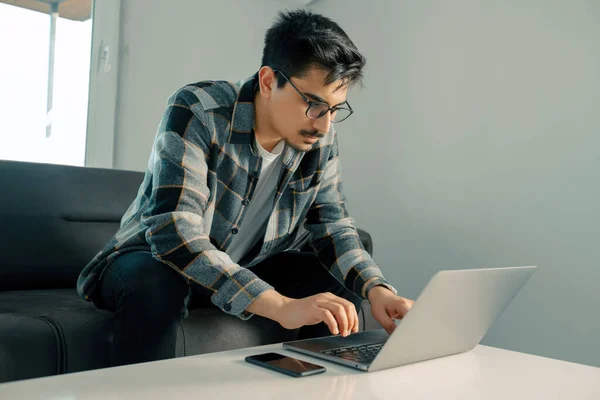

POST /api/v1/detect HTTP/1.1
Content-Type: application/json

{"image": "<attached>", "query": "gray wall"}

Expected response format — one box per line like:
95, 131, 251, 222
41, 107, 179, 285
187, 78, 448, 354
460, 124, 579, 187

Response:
112, 0, 289, 171
309, 0, 600, 366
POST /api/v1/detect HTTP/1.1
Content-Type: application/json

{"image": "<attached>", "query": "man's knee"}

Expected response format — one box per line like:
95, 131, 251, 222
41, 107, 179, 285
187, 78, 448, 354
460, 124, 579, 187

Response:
100, 252, 190, 318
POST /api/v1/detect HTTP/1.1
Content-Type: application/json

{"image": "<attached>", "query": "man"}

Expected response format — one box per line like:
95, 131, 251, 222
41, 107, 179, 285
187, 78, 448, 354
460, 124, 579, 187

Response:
77, 9, 414, 367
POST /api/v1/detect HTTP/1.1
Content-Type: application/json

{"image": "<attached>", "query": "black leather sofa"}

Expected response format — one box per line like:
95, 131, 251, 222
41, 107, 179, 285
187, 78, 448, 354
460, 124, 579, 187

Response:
0, 160, 378, 384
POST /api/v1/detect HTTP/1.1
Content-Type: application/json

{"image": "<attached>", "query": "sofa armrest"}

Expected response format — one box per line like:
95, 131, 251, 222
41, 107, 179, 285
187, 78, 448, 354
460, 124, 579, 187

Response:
360, 302, 380, 331
356, 228, 373, 256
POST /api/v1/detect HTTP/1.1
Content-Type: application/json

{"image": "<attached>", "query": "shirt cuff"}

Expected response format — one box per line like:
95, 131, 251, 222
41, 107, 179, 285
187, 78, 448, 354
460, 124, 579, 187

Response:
210, 268, 274, 320
363, 277, 398, 300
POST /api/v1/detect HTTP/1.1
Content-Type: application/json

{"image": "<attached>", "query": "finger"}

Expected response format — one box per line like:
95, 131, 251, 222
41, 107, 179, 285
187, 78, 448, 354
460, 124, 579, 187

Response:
330, 302, 350, 336
319, 308, 339, 335
317, 293, 347, 334
390, 298, 412, 320
325, 294, 358, 335
352, 304, 360, 333
346, 301, 359, 334
320, 302, 349, 336
340, 301, 357, 334
340, 301, 356, 335
345, 302, 358, 333
373, 305, 396, 335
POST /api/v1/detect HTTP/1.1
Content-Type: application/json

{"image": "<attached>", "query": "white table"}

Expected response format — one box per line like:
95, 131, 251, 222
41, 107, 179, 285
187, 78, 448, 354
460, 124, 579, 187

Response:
1, 343, 599, 399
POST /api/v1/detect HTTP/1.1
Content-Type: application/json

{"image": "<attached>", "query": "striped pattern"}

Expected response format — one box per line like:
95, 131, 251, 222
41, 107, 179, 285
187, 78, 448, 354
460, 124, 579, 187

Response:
77, 73, 394, 319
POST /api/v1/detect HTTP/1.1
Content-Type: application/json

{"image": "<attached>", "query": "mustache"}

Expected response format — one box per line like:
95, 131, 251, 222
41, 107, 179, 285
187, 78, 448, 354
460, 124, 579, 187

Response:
299, 130, 326, 139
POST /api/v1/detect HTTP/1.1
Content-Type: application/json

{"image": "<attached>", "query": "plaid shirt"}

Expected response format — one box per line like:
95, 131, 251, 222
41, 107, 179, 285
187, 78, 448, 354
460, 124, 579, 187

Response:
77, 73, 395, 319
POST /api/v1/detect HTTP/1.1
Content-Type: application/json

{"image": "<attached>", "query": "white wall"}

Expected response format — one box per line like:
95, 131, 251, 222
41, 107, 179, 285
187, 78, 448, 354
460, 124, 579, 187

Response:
309, 0, 600, 367
111, 0, 291, 171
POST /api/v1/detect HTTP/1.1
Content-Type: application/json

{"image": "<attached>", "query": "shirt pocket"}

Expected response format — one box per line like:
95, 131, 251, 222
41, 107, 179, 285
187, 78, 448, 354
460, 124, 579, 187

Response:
285, 180, 319, 233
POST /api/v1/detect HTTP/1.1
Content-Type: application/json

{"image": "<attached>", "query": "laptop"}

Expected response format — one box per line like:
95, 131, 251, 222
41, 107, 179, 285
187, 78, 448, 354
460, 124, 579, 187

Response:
283, 265, 537, 372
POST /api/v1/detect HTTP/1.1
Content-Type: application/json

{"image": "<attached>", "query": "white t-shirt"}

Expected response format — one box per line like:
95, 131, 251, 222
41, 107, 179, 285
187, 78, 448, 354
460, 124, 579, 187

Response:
227, 138, 285, 264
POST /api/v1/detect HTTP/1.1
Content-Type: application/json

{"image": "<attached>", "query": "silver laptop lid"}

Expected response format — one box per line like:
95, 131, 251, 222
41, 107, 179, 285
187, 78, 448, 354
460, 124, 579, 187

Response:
369, 266, 537, 371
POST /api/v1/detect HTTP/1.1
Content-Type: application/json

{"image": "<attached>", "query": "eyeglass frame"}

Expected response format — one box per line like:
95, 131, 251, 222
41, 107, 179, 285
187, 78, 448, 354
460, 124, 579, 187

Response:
271, 69, 354, 123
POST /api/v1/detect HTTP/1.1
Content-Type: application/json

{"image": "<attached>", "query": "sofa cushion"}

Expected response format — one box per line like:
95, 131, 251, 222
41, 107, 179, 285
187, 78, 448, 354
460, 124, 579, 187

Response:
0, 289, 112, 375
0, 314, 60, 383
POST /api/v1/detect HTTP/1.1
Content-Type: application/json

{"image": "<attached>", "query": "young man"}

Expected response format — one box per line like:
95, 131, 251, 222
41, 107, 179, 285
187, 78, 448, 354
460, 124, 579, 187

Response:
77, 10, 414, 367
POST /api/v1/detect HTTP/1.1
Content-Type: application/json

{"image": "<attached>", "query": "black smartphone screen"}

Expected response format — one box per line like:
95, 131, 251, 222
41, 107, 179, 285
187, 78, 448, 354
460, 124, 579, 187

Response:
245, 352, 326, 377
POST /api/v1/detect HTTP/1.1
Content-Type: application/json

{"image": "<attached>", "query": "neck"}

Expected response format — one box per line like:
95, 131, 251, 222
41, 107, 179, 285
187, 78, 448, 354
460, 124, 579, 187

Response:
253, 92, 282, 153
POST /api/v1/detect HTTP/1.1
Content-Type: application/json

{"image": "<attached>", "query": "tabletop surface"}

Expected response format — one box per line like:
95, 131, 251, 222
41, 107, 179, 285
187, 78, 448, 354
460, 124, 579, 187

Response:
1, 342, 599, 400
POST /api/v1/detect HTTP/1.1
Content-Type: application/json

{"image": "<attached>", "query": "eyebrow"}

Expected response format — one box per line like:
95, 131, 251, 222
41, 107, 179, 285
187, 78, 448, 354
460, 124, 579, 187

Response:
304, 92, 347, 108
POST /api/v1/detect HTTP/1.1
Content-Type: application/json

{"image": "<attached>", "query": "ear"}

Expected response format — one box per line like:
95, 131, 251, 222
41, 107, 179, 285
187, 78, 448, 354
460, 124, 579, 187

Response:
258, 66, 277, 99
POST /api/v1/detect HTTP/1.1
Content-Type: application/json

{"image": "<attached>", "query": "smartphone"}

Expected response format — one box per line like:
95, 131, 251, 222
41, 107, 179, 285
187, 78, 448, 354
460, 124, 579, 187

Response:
245, 352, 326, 378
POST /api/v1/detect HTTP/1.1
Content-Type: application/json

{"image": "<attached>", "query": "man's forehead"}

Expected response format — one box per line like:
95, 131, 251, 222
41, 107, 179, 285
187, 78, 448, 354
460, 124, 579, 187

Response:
294, 68, 349, 104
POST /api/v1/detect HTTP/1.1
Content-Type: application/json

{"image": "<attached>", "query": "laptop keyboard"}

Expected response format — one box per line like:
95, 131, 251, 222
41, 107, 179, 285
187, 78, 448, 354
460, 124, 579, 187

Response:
321, 343, 384, 364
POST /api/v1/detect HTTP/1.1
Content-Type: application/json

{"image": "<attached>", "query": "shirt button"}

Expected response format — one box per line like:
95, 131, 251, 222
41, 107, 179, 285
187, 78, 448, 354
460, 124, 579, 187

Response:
232, 228, 239, 234
242, 198, 250, 206
224, 303, 232, 311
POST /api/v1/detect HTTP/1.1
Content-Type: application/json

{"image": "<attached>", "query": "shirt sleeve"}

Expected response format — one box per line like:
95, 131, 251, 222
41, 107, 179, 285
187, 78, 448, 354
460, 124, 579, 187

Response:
141, 87, 272, 319
304, 132, 397, 299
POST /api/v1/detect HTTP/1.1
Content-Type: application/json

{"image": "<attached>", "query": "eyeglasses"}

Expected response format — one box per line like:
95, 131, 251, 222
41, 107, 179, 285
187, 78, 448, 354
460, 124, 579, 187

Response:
272, 69, 354, 123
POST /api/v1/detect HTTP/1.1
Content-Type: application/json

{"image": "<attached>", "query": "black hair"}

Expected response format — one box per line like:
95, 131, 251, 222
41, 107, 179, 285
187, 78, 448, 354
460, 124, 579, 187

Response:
261, 9, 366, 90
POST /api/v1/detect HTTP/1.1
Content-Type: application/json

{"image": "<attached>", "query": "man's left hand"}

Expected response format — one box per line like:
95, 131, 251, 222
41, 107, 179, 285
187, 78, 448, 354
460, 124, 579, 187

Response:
368, 286, 414, 334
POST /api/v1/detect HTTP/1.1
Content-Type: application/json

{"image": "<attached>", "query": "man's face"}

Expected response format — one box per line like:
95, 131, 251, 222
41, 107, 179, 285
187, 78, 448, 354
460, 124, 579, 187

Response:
262, 67, 349, 152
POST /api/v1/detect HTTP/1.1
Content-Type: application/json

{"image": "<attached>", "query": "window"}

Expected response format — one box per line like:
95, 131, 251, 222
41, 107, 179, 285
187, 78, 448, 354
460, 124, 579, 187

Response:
0, 0, 93, 166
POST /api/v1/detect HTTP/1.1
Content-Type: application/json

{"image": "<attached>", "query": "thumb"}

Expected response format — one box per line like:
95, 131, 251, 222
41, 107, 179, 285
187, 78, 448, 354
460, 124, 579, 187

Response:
392, 299, 412, 320
372, 305, 396, 335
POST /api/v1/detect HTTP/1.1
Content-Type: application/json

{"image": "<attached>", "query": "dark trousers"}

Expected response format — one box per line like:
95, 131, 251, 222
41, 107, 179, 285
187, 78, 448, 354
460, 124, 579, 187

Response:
93, 250, 362, 367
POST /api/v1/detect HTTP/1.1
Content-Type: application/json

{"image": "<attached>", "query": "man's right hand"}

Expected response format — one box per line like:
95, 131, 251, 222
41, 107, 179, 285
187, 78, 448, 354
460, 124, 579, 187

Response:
247, 290, 359, 337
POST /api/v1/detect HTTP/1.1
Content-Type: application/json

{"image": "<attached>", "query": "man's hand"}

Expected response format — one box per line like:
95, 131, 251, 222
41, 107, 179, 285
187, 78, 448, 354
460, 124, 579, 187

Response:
247, 290, 359, 337
278, 292, 360, 337
368, 286, 414, 335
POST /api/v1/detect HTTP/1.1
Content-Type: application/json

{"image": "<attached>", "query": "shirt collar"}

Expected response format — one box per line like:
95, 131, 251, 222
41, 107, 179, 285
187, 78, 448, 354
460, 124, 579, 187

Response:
228, 72, 259, 145
228, 72, 304, 168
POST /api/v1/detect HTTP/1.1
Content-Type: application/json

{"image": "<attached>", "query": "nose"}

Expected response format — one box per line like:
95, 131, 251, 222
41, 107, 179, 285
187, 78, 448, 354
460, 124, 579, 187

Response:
312, 111, 332, 136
